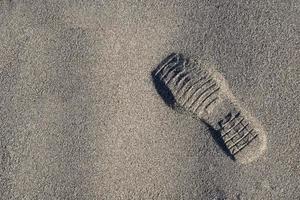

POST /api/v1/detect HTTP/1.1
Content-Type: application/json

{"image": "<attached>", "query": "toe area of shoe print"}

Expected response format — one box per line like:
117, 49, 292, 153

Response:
152, 53, 267, 164
153, 53, 222, 117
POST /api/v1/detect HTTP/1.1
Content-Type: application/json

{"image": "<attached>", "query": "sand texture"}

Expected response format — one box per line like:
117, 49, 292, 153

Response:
0, 0, 299, 199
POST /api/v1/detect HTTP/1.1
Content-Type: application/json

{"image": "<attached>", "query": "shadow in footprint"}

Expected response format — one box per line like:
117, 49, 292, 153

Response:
151, 72, 176, 108
201, 120, 235, 161
151, 53, 179, 108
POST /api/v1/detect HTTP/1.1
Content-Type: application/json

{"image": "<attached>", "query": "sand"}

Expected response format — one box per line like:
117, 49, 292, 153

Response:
0, 0, 299, 199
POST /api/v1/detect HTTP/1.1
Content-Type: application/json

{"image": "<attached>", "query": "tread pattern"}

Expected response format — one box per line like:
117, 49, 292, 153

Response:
154, 53, 220, 114
218, 112, 258, 156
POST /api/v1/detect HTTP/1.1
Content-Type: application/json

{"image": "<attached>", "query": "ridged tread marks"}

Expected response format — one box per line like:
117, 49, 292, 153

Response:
218, 112, 258, 156
155, 53, 220, 113
154, 53, 184, 80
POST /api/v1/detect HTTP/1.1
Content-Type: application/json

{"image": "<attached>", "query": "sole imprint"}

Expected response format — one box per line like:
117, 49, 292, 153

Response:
152, 53, 267, 164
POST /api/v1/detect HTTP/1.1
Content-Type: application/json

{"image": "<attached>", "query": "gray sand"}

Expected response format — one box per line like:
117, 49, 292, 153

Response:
0, 0, 299, 199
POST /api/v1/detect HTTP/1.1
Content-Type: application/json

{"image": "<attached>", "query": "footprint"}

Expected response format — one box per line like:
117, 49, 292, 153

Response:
152, 53, 267, 164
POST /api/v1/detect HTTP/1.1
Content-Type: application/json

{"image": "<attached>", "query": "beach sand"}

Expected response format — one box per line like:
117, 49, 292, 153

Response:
0, 0, 299, 199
